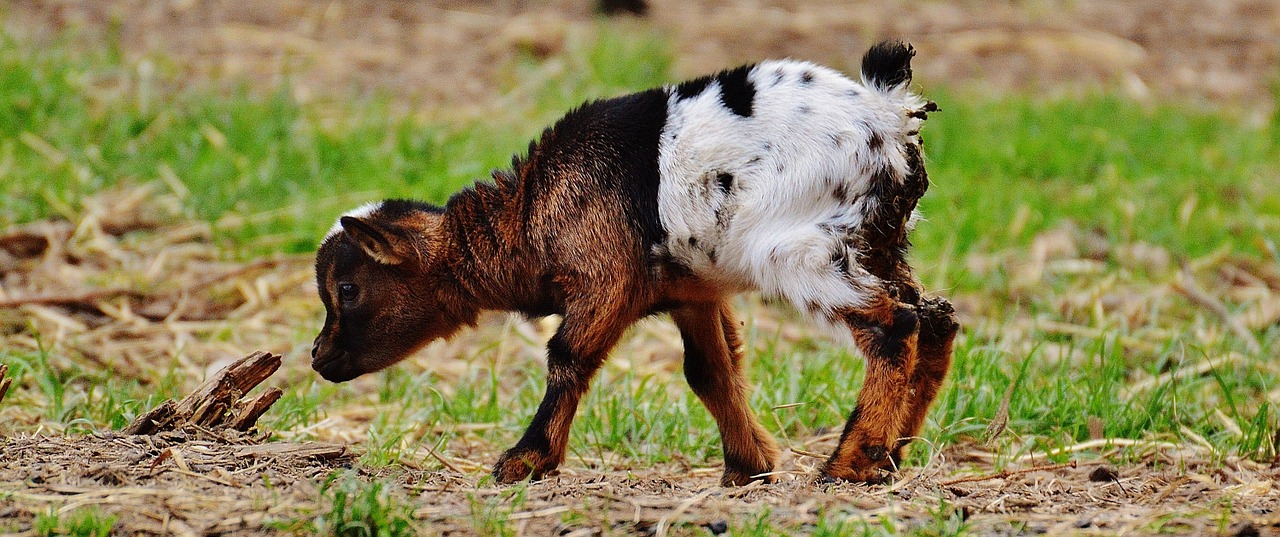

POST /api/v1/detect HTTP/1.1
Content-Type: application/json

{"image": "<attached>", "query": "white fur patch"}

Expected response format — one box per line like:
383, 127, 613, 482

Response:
324, 201, 382, 242
656, 59, 928, 318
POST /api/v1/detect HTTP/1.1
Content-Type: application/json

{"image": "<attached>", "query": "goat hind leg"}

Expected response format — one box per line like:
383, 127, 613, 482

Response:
891, 294, 958, 465
822, 294, 920, 483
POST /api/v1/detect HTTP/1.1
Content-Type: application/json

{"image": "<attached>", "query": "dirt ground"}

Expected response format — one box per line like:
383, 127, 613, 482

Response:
2, 1, 1280, 534
3, 429, 1278, 535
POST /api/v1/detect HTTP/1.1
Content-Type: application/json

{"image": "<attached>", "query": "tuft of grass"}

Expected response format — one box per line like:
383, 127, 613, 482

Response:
32, 508, 117, 537
290, 472, 419, 537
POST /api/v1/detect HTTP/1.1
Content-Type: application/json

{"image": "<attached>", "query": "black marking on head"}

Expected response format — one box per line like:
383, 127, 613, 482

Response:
800, 71, 814, 85
688, 237, 699, 249
716, 172, 734, 192
861, 40, 915, 91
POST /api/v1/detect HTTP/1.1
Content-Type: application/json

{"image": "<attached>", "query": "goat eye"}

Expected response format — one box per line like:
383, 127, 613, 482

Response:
338, 283, 360, 303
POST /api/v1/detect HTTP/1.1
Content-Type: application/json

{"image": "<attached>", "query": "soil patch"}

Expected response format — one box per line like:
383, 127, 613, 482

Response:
2, 432, 1277, 534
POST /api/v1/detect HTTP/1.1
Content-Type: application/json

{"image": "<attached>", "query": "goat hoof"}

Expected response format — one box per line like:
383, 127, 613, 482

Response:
820, 464, 894, 485
721, 467, 775, 487
492, 448, 554, 484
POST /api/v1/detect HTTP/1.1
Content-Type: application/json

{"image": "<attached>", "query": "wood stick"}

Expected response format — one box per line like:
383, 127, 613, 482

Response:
122, 351, 282, 434
228, 387, 283, 431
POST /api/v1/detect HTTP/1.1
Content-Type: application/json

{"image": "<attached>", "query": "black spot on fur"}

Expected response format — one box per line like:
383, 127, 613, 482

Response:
746, 155, 763, 165
867, 131, 884, 151
774, 68, 786, 85
798, 104, 811, 114
861, 40, 915, 91
762, 141, 773, 151
675, 65, 756, 118
716, 65, 756, 117
716, 172, 734, 192
829, 132, 844, 147
706, 248, 717, 263
800, 71, 814, 84
674, 76, 711, 100
830, 247, 848, 273
846, 306, 918, 364
688, 237, 699, 248
832, 182, 851, 204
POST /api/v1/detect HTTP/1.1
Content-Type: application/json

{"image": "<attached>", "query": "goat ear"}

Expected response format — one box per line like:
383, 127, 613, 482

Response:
340, 216, 411, 265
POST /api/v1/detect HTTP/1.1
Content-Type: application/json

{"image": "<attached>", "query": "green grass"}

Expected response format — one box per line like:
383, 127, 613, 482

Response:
1, 23, 1278, 536
32, 507, 117, 537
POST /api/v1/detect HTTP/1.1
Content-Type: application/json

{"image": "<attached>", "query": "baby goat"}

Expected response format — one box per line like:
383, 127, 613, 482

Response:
312, 41, 958, 486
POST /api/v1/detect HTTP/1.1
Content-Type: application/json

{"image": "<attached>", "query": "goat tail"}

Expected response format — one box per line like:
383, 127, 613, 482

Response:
861, 40, 915, 93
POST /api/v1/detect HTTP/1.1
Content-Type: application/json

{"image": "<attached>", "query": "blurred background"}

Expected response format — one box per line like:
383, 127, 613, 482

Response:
7, 0, 1278, 112
1, 2, 1279, 533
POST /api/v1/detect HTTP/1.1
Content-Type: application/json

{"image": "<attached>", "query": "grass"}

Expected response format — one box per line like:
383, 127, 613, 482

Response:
1, 22, 1278, 535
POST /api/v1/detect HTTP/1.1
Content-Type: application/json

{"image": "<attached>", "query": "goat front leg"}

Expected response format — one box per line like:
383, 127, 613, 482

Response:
892, 294, 958, 465
492, 310, 628, 484
672, 301, 780, 486
823, 293, 920, 483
